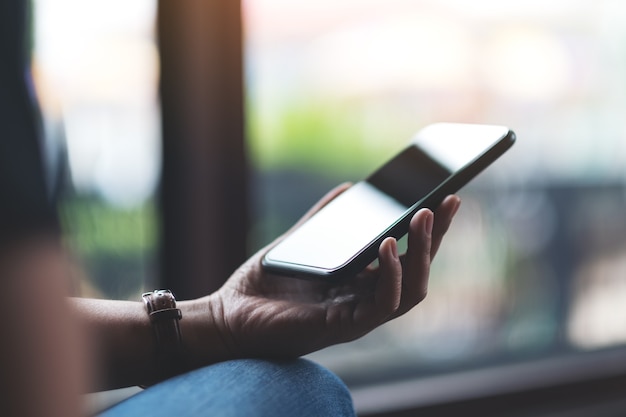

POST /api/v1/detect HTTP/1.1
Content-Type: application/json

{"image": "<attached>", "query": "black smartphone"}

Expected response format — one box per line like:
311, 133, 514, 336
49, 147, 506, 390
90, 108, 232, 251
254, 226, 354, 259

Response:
262, 123, 516, 280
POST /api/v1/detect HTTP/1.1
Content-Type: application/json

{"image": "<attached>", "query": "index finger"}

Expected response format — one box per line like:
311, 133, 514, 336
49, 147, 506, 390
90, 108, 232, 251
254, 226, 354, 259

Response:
430, 195, 461, 259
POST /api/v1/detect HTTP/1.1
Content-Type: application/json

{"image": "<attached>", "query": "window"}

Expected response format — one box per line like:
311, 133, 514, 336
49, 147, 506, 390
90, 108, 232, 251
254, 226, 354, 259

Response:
244, 0, 626, 412
32, 0, 626, 413
33, 0, 160, 299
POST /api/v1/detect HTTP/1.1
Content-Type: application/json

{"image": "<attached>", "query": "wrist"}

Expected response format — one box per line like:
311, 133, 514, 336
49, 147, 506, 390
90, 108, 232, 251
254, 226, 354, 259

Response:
178, 294, 233, 368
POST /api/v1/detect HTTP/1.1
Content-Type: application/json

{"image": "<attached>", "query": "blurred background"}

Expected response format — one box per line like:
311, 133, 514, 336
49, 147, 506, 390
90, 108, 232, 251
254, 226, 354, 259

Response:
31, 0, 626, 414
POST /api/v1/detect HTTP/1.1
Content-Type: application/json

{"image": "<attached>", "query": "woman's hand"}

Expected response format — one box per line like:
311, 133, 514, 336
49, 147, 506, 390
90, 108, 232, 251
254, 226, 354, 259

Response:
187, 184, 461, 361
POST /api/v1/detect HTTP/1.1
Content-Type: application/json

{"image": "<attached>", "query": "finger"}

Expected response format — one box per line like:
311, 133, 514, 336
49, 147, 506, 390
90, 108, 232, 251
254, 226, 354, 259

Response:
351, 237, 402, 329
374, 237, 402, 317
430, 195, 461, 259
395, 208, 433, 316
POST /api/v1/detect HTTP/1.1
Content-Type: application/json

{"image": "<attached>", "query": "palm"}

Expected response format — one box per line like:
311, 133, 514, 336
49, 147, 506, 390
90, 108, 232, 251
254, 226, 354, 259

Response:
217, 255, 381, 358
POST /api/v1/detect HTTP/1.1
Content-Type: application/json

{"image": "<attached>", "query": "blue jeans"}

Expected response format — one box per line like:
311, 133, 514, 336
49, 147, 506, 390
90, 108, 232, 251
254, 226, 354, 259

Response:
98, 359, 356, 417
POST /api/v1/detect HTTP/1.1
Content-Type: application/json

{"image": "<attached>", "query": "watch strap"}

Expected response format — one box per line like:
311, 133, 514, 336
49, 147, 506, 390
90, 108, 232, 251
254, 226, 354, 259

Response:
142, 290, 185, 382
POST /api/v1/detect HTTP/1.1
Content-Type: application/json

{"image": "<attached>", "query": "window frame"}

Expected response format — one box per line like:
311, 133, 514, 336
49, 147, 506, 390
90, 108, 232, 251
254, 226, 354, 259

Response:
158, 0, 248, 299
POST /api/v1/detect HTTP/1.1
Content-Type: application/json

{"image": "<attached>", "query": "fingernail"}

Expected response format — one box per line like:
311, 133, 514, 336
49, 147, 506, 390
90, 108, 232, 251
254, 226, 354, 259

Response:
424, 211, 434, 237
390, 238, 399, 259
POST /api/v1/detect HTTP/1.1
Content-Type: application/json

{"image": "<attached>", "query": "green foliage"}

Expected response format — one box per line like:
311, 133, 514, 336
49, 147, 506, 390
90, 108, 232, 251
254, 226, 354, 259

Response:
60, 198, 158, 257
247, 97, 411, 177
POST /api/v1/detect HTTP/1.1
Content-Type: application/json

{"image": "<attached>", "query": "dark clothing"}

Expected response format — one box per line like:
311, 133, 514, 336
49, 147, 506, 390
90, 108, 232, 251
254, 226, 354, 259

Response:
0, 0, 58, 244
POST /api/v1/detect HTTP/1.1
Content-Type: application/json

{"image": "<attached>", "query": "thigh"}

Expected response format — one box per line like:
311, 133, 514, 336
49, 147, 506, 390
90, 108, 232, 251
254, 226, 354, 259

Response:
97, 358, 355, 417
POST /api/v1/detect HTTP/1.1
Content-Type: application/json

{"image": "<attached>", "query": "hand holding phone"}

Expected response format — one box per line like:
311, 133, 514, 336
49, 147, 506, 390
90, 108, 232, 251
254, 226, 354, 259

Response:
263, 123, 515, 280
202, 188, 460, 361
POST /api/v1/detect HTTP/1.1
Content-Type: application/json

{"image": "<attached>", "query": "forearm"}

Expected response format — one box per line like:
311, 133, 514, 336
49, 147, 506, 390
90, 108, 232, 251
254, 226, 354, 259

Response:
71, 298, 153, 390
71, 295, 231, 390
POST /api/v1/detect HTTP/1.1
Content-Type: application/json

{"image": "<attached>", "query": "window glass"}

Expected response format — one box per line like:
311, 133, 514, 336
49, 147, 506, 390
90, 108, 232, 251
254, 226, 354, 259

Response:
244, 0, 626, 384
33, 0, 160, 299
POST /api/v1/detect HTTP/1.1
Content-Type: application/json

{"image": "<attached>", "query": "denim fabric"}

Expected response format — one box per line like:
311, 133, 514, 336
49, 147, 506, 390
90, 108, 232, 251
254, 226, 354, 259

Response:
98, 358, 356, 417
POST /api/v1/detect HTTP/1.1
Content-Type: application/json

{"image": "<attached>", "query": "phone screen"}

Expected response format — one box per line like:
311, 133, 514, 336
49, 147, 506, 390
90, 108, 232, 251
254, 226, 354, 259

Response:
263, 123, 513, 277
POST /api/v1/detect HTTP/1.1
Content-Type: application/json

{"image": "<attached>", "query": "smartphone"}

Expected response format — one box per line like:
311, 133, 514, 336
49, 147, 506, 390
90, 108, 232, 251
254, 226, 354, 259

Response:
262, 123, 515, 280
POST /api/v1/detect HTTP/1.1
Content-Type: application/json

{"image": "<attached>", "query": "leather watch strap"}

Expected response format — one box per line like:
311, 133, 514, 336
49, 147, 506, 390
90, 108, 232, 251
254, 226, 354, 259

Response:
142, 290, 185, 381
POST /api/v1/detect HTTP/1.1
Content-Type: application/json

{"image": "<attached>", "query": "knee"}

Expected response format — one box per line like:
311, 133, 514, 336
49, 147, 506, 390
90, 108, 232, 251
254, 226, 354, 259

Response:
105, 358, 355, 417
274, 358, 351, 396
239, 358, 349, 392
230, 358, 356, 417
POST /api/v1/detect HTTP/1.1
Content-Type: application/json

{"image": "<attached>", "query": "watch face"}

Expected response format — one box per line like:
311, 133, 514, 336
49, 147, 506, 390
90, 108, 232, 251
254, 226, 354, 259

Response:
143, 289, 177, 312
